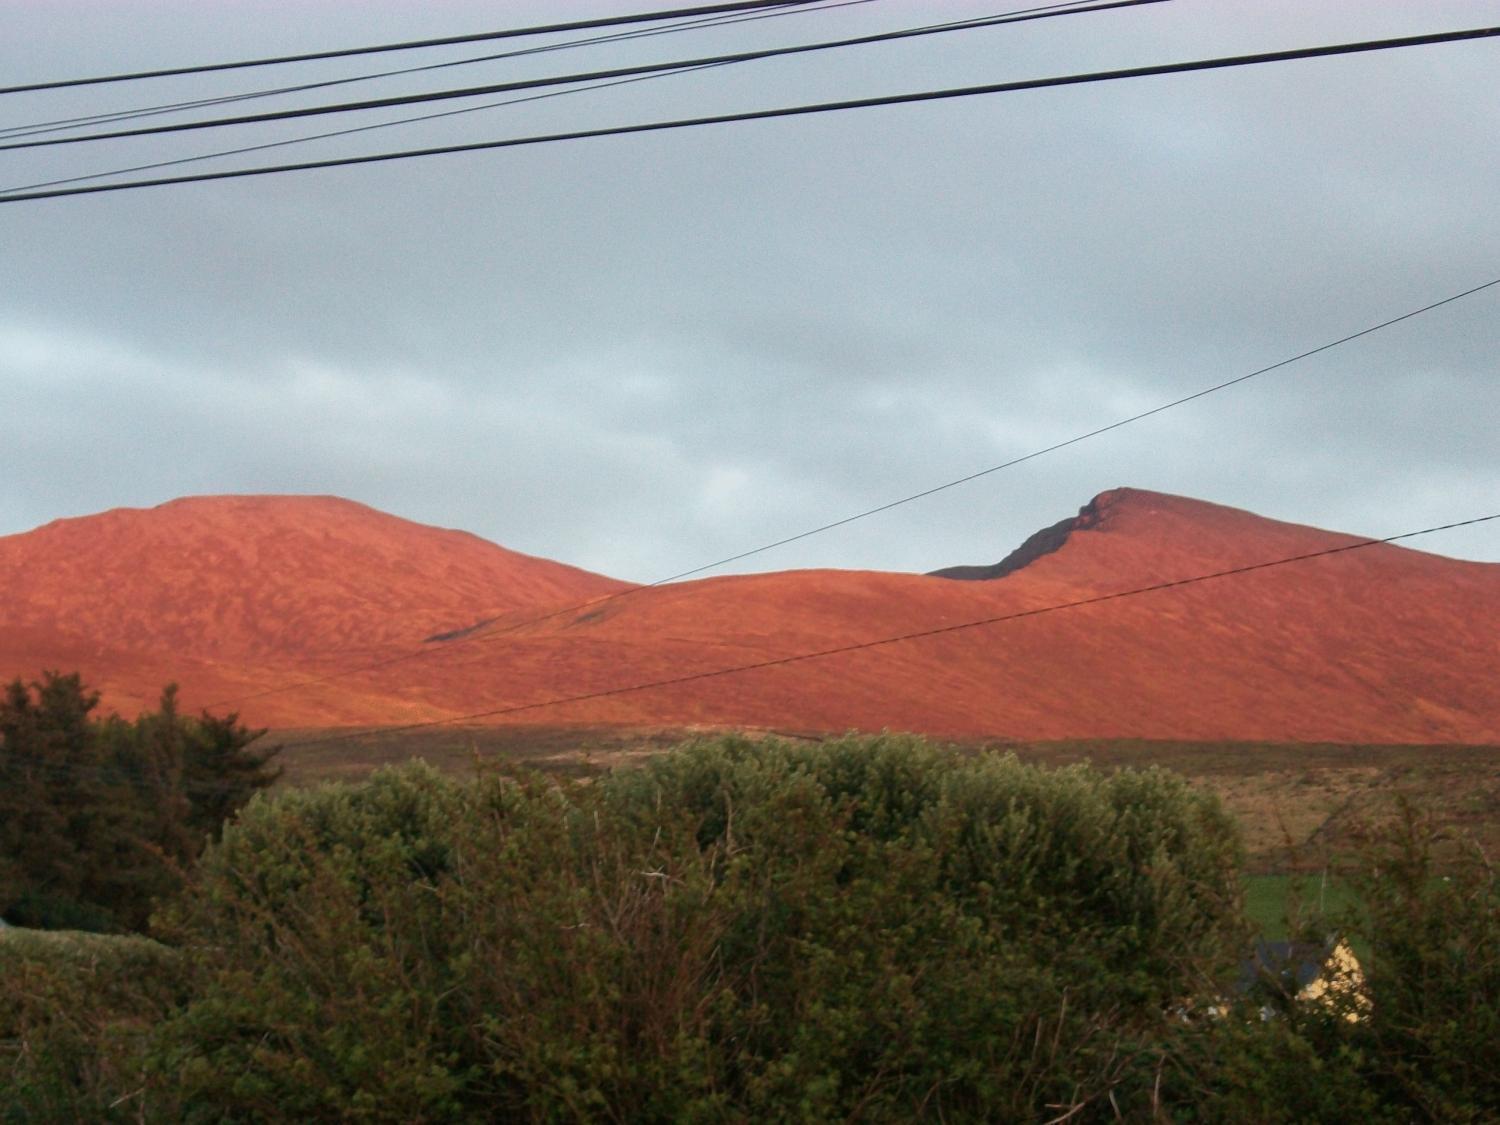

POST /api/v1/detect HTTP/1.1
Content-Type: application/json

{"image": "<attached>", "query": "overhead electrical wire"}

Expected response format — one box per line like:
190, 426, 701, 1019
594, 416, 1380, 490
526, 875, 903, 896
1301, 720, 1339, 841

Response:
0, 0, 824, 95
2, 62, 739, 197
0, 0, 883, 142
275, 511, 1500, 751
200, 274, 1500, 711
0, 0, 1169, 152
3, 24, 1495, 204
3, 0, 894, 196
0, 0, 1134, 197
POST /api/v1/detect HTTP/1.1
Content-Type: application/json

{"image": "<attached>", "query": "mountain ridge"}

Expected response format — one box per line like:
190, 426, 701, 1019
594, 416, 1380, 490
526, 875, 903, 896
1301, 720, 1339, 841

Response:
0, 493, 630, 662
928, 491, 1109, 581
2, 489, 1496, 743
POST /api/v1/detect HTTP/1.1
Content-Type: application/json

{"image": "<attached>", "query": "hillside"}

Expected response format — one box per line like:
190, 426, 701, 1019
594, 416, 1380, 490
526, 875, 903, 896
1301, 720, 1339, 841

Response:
2, 489, 1496, 741
0, 495, 630, 719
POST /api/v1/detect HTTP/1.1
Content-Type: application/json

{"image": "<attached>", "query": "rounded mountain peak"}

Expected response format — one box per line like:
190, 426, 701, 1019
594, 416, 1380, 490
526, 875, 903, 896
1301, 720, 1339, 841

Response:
0, 494, 629, 662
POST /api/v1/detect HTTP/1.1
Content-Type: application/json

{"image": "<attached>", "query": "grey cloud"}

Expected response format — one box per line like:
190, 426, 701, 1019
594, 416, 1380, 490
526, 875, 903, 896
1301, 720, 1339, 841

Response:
2, 0, 1496, 580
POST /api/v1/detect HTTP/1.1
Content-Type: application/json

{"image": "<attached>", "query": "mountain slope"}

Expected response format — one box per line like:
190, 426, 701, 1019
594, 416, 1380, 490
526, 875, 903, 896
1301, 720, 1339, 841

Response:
0, 494, 629, 665
3, 490, 1496, 742
374, 489, 1500, 742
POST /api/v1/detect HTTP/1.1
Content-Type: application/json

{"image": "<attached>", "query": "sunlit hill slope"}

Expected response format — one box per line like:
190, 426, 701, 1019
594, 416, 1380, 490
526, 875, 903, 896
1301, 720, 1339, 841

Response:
2, 489, 1496, 742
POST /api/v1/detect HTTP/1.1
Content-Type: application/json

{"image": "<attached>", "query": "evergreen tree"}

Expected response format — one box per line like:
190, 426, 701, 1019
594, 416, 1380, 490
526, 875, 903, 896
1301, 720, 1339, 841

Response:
180, 698, 282, 841
0, 672, 281, 931
0, 673, 107, 928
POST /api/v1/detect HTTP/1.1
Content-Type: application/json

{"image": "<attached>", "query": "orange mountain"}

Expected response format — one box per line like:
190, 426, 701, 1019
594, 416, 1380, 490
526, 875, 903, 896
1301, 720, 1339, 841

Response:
0, 495, 629, 719
2, 489, 1496, 742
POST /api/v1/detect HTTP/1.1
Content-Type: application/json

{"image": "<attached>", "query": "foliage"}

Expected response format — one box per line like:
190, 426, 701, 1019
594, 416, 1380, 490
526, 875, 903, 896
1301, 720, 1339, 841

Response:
1341, 800, 1500, 1120
0, 671, 280, 932
0, 927, 182, 1123
1153, 799, 1500, 1123
147, 734, 1246, 1121
9, 732, 1497, 1121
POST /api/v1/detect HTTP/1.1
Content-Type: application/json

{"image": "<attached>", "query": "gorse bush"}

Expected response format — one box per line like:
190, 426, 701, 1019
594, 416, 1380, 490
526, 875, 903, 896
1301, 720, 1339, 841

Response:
147, 734, 1246, 1121
1343, 801, 1500, 1120
1152, 800, 1500, 1125
0, 928, 182, 1124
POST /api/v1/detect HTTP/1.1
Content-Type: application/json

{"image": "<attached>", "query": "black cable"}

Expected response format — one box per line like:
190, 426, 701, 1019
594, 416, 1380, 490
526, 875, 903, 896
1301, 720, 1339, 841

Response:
0, 0, 822, 96
276, 511, 1500, 751
0, 0, 876, 141
0, 0, 1168, 152
0, 0, 1089, 196
0, 0, 1086, 196
2, 1, 884, 195
199, 275, 1500, 711
653, 277, 1500, 580
2, 60, 739, 197
4, 24, 1494, 204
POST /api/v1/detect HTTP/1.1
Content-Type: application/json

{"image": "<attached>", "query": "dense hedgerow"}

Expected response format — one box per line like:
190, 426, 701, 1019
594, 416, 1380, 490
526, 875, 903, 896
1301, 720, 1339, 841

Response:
0, 928, 182, 1123
7, 734, 1495, 1121
1153, 800, 1500, 1124
1336, 802, 1500, 1120
142, 734, 1246, 1121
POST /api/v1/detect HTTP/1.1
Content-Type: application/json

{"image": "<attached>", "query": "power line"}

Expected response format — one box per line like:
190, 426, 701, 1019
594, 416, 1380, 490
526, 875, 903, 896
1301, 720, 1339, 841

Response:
4, 24, 1494, 204
200, 273, 1500, 711
0, 0, 822, 96
0, 50, 742, 195
655, 277, 1500, 580
0, 0, 878, 141
0, 1, 1131, 195
0, 1, 1167, 152
0, 3, 1136, 197
275, 511, 1500, 751
4, 3, 906, 196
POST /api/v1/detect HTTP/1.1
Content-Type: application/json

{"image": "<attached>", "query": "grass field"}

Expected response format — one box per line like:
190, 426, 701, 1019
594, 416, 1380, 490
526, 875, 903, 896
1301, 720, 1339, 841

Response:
1243, 873, 1363, 938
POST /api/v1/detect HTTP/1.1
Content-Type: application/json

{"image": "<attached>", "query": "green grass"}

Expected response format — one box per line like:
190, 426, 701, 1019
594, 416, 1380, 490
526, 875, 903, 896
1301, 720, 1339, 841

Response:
1243, 872, 1369, 962
1243, 873, 1362, 937
0, 924, 165, 960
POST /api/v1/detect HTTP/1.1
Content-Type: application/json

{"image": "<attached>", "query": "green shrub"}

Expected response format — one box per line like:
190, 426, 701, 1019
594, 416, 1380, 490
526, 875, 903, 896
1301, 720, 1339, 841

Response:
16, 732, 1500, 1120
607, 734, 1248, 1119
0, 672, 279, 934
1152, 798, 1500, 1123
1147, 1007, 1395, 1124
148, 734, 1247, 1121
1343, 801, 1500, 1120
149, 763, 477, 1121
0, 928, 182, 1123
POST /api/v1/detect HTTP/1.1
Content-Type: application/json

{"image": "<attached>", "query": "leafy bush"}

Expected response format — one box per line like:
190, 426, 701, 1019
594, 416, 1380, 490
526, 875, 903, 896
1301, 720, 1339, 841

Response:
11, 733, 1498, 1121
149, 734, 1246, 1121
1343, 801, 1500, 1120
0, 928, 182, 1123
1152, 798, 1500, 1123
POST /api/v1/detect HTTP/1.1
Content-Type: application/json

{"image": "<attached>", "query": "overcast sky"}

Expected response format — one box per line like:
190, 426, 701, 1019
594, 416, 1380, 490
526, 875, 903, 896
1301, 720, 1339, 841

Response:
3, 0, 1497, 582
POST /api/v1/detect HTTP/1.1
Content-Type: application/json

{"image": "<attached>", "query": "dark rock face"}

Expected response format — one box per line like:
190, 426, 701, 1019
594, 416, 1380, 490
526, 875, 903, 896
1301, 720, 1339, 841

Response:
928, 496, 1105, 581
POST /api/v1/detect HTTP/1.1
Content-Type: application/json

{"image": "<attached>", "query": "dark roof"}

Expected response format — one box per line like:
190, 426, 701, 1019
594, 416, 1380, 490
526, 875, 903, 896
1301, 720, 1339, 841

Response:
1236, 939, 1335, 996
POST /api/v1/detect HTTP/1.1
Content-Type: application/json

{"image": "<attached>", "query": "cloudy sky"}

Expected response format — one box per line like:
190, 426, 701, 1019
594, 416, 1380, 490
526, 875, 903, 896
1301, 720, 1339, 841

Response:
3, 0, 1497, 582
